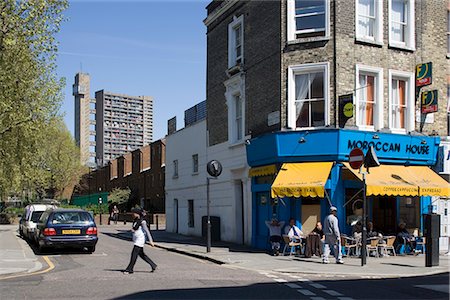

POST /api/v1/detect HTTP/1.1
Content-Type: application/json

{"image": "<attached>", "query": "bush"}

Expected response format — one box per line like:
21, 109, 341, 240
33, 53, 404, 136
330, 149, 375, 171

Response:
4, 207, 24, 217
85, 203, 109, 216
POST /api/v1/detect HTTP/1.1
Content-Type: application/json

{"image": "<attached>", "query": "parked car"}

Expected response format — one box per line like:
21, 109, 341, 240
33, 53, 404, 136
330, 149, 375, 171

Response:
19, 204, 55, 241
35, 208, 98, 253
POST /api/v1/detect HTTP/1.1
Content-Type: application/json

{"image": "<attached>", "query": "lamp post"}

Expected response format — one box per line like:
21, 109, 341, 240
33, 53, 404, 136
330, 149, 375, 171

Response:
98, 187, 103, 225
206, 160, 222, 253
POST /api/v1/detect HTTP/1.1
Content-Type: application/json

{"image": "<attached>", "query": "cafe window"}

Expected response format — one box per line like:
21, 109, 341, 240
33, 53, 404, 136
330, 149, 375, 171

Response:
287, 0, 330, 41
398, 197, 420, 232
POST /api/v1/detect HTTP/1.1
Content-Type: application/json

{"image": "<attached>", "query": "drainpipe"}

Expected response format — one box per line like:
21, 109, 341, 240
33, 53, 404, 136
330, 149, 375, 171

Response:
333, 0, 338, 128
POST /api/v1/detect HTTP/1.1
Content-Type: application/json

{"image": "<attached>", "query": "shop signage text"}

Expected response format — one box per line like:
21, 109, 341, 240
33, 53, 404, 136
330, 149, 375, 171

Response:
348, 140, 430, 155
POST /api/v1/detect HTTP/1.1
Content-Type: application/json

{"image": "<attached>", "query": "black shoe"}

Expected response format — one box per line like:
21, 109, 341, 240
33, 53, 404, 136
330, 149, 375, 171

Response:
151, 266, 157, 273
123, 270, 134, 274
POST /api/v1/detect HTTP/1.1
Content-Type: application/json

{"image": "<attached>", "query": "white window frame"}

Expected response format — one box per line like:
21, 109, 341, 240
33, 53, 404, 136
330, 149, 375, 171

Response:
355, 0, 383, 44
224, 74, 246, 145
287, 62, 330, 130
447, 10, 450, 56
173, 159, 178, 178
388, 0, 415, 50
287, 0, 330, 41
388, 70, 415, 133
355, 65, 384, 131
192, 154, 199, 175
228, 15, 244, 69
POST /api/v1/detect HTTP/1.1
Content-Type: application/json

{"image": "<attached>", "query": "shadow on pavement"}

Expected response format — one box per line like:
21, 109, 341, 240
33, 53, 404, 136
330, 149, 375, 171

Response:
18, 234, 94, 256
111, 273, 450, 300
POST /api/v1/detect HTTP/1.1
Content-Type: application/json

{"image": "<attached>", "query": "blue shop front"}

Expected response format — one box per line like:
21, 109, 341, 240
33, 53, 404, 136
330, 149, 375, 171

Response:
246, 129, 449, 250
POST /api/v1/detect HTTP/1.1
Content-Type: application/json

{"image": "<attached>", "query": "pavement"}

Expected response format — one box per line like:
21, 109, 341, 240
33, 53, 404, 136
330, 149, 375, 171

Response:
0, 225, 42, 276
1, 223, 449, 280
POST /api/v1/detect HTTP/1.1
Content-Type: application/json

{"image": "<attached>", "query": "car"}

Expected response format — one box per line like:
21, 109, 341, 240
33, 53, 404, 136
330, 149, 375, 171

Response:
19, 204, 55, 241
35, 208, 98, 253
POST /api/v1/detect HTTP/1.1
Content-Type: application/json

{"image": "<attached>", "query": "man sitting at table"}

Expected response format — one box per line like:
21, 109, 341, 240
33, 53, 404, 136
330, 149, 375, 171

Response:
312, 222, 325, 240
285, 218, 304, 242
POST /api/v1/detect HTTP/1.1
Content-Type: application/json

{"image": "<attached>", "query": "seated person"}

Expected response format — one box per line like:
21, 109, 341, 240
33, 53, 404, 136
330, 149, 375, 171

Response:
396, 222, 415, 252
285, 218, 303, 242
311, 221, 324, 240
265, 218, 285, 256
367, 222, 380, 239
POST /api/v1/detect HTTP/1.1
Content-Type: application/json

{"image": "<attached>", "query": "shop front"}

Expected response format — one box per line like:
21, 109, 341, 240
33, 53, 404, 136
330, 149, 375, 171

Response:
246, 129, 449, 250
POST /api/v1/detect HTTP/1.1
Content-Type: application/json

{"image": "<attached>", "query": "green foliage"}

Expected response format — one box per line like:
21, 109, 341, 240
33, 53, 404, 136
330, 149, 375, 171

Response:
108, 187, 131, 205
3, 206, 23, 217
85, 203, 109, 216
0, 1, 73, 200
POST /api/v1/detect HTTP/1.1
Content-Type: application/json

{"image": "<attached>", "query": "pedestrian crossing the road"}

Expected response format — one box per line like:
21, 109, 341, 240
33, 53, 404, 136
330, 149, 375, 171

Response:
259, 271, 354, 300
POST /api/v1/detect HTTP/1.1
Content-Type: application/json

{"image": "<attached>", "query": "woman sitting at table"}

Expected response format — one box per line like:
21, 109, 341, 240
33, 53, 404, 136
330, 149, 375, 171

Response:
395, 222, 415, 253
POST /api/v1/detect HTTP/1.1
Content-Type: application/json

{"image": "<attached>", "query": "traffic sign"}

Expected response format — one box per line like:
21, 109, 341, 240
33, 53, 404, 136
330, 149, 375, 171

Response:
349, 148, 364, 170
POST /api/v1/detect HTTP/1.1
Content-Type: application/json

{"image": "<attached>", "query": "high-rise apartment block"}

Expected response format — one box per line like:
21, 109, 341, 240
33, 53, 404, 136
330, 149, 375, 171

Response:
95, 90, 153, 164
73, 73, 153, 166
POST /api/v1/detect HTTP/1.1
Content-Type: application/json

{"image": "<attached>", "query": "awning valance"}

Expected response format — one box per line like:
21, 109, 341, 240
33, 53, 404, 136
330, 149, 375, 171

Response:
271, 162, 333, 198
343, 163, 450, 197
248, 164, 277, 177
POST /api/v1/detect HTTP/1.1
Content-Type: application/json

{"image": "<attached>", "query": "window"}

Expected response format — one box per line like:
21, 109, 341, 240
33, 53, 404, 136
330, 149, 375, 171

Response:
356, 0, 383, 43
288, 63, 329, 129
224, 75, 245, 144
188, 200, 194, 228
228, 15, 244, 68
234, 95, 244, 141
389, 0, 415, 49
173, 160, 178, 178
388, 70, 415, 132
192, 154, 199, 174
287, 0, 329, 41
447, 11, 450, 55
355, 65, 383, 130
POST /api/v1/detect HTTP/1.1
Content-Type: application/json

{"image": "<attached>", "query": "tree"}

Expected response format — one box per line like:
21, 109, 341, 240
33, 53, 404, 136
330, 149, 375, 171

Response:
0, 0, 68, 199
108, 188, 131, 205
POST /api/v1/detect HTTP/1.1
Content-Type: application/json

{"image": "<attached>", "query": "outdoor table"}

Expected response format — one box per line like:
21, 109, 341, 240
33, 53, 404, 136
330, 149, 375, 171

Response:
304, 233, 323, 258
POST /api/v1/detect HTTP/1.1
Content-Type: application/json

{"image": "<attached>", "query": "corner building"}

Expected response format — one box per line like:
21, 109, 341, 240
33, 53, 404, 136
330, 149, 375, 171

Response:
205, 0, 449, 250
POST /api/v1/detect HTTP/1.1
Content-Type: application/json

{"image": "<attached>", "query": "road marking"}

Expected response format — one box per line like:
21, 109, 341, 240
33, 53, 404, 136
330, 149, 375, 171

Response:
323, 290, 343, 296
0, 256, 54, 281
309, 283, 327, 289
274, 278, 287, 283
414, 285, 450, 294
297, 289, 316, 296
337, 297, 355, 300
310, 297, 326, 300
285, 283, 301, 289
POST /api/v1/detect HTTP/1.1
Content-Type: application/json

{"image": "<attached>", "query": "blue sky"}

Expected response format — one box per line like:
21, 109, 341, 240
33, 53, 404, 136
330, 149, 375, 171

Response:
56, 0, 208, 140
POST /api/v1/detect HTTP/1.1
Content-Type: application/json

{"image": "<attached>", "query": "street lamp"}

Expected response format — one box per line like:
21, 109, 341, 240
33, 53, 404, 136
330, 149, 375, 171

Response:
98, 187, 103, 225
206, 160, 223, 253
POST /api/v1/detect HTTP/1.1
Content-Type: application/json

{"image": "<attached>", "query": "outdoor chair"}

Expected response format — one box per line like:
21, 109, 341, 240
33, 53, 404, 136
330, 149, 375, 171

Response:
415, 237, 426, 254
282, 235, 302, 256
366, 238, 379, 258
341, 236, 358, 257
379, 236, 396, 256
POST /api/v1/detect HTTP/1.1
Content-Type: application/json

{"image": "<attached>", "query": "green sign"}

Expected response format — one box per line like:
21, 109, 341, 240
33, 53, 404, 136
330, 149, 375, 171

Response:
421, 90, 438, 114
416, 62, 432, 87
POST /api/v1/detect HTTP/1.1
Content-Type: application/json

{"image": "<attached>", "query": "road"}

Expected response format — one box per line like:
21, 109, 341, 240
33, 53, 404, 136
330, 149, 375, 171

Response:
0, 226, 448, 300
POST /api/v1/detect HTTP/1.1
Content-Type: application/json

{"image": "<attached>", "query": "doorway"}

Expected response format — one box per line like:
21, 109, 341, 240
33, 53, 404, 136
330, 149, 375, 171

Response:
234, 180, 245, 245
301, 202, 321, 234
174, 199, 179, 233
372, 197, 397, 235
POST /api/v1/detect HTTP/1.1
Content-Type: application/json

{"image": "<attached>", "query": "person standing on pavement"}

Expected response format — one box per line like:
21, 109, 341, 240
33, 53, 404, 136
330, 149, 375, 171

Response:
123, 208, 157, 274
112, 205, 119, 225
322, 206, 344, 264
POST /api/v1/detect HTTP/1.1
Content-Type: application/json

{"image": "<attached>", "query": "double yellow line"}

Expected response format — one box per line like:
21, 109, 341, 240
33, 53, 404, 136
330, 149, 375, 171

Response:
0, 256, 55, 281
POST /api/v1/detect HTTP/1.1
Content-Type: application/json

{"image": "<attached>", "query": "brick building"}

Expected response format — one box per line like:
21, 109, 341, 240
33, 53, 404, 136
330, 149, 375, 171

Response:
203, 0, 449, 249
73, 139, 165, 213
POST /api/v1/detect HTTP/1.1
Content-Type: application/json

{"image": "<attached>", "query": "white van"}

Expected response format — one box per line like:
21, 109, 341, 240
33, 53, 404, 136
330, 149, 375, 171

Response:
19, 204, 56, 241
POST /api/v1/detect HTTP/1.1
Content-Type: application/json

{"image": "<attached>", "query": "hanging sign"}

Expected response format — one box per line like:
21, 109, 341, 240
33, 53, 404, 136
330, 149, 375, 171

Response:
421, 90, 438, 114
338, 94, 354, 128
416, 62, 432, 87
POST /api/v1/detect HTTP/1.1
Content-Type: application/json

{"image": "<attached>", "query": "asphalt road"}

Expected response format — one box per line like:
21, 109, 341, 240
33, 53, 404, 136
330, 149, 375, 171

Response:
0, 227, 448, 300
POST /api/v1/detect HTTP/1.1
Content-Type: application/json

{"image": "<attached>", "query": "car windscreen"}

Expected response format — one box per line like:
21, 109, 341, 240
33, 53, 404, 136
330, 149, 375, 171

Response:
30, 211, 44, 223
51, 212, 91, 224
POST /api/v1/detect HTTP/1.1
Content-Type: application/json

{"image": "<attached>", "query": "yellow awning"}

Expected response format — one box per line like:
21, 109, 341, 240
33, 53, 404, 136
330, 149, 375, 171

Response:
271, 162, 333, 198
407, 166, 450, 197
343, 163, 450, 197
248, 164, 277, 177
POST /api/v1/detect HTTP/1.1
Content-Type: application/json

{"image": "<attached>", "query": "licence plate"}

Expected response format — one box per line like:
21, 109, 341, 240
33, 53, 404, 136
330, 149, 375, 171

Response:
62, 229, 81, 235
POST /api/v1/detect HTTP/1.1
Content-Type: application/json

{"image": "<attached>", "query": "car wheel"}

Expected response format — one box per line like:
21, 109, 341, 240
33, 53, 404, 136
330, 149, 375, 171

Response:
38, 244, 46, 254
87, 246, 96, 253
19, 228, 23, 237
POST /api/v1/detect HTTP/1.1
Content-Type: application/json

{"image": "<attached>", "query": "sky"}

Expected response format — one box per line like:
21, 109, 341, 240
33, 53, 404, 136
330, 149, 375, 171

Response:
56, 0, 209, 141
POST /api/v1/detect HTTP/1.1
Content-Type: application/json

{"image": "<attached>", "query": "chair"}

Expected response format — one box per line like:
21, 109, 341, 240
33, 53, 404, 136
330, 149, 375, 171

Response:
282, 235, 301, 256
341, 236, 357, 257
415, 237, 426, 254
366, 238, 379, 258
379, 236, 396, 256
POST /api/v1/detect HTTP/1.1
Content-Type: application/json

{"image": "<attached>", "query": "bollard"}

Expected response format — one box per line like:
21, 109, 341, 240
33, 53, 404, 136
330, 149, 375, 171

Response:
156, 215, 159, 230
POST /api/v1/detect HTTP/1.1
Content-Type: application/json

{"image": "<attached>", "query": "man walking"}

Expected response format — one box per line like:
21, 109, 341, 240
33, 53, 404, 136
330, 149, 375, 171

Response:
123, 208, 157, 274
323, 206, 344, 264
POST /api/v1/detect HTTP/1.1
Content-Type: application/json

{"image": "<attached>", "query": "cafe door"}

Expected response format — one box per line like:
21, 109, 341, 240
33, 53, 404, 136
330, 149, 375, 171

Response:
372, 196, 397, 234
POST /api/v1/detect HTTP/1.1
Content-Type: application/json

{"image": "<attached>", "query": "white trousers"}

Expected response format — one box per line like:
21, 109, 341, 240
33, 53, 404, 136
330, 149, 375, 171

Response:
323, 235, 342, 262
